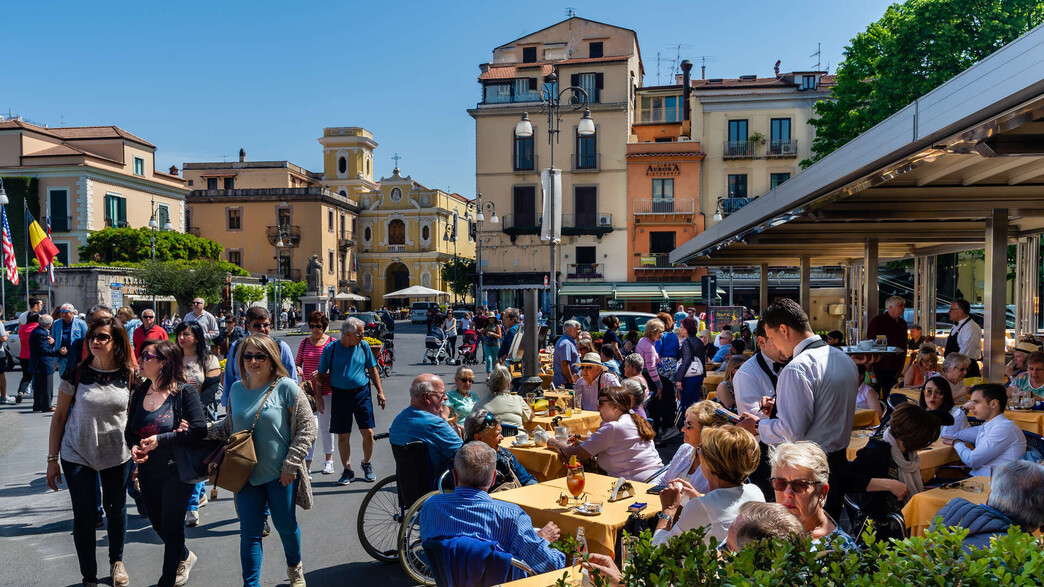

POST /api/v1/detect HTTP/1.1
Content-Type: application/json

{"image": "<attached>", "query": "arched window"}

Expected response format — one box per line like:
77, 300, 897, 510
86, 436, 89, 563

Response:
339, 190, 347, 197
389, 219, 406, 245
422, 225, 430, 240
364, 226, 372, 242
338, 157, 347, 174
366, 157, 371, 176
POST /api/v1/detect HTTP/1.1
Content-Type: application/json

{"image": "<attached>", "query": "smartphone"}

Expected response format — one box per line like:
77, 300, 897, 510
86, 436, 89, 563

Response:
646, 485, 666, 495
714, 406, 742, 424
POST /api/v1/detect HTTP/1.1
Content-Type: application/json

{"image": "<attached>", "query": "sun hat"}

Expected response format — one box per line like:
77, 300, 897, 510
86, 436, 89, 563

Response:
1015, 341, 1041, 354
577, 352, 608, 371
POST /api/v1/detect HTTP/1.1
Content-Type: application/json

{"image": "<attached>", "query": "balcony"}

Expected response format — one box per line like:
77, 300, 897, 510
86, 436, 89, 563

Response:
501, 214, 541, 242
267, 268, 302, 282
572, 153, 600, 171
265, 225, 302, 247
767, 139, 798, 157
566, 263, 604, 280
388, 245, 406, 253
105, 218, 129, 229
47, 215, 73, 232
633, 199, 695, 218
338, 230, 355, 251
718, 197, 753, 217
722, 141, 757, 158
562, 213, 613, 238
482, 83, 544, 105
634, 253, 696, 281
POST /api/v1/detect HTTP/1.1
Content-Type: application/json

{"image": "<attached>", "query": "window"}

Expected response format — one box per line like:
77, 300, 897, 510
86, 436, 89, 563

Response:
589, 42, 603, 58
575, 246, 596, 264
575, 129, 597, 169
422, 225, 430, 241
228, 250, 242, 266
339, 190, 347, 197
328, 210, 334, 231
364, 226, 372, 242
277, 251, 291, 279
640, 95, 681, 123
801, 75, 817, 90
207, 178, 218, 190
573, 72, 602, 103
187, 180, 193, 186
522, 46, 537, 63
574, 186, 597, 226
157, 204, 170, 229
338, 156, 347, 174
727, 120, 748, 142
512, 186, 537, 227
133, 157, 145, 176
340, 214, 346, 235
514, 77, 539, 102
727, 174, 748, 198
770, 173, 791, 189
227, 209, 242, 230
223, 177, 235, 190
514, 130, 535, 171
49, 189, 70, 232
770, 118, 792, 155
104, 194, 127, 228
389, 219, 406, 245
278, 208, 291, 226
483, 82, 512, 104
55, 243, 69, 266
328, 251, 334, 272
649, 232, 676, 254
652, 178, 674, 200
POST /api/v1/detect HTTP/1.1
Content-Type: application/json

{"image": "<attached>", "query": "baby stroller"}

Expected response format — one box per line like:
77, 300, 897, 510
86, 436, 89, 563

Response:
425, 327, 450, 365
458, 329, 479, 365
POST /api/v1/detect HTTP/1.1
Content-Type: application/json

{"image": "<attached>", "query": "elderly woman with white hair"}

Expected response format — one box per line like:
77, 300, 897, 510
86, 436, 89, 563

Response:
938, 352, 972, 402
473, 364, 531, 428
621, 353, 648, 416
769, 441, 857, 550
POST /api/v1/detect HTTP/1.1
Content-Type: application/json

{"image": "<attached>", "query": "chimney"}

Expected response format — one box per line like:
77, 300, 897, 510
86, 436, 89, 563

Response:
239, 148, 246, 163
168, 165, 178, 176
680, 59, 693, 122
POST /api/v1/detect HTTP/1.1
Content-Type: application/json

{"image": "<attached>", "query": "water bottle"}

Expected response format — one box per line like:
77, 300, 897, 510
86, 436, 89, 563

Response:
574, 526, 588, 566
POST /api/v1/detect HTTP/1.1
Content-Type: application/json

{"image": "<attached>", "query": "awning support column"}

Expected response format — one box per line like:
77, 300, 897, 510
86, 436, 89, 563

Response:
1014, 236, 1040, 340
759, 264, 769, 316
799, 255, 811, 315
984, 209, 1008, 381
913, 255, 937, 335
863, 238, 879, 330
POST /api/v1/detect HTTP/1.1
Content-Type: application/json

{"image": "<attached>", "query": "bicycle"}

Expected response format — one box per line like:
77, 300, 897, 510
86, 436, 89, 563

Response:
376, 337, 394, 378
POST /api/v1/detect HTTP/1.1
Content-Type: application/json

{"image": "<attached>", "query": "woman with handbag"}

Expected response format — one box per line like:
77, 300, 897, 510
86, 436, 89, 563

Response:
674, 317, 707, 420
126, 339, 206, 587
45, 317, 136, 587
206, 334, 316, 587
296, 310, 335, 476
176, 321, 221, 526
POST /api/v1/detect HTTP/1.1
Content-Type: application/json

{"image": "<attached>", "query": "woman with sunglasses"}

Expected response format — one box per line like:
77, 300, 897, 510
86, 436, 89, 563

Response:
445, 365, 479, 421
651, 400, 729, 493
919, 374, 968, 439
126, 340, 206, 587
768, 441, 857, 551
462, 409, 537, 491
175, 321, 221, 527
651, 425, 763, 546
46, 317, 136, 587
296, 311, 336, 476
206, 335, 316, 587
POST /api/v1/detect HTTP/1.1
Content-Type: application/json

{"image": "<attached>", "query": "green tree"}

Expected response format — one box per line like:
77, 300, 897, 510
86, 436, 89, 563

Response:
78, 227, 224, 264
266, 281, 307, 305
804, 0, 1044, 167
232, 284, 266, 305
137, 260, 230, 311
440, 257, 475, 301
0, 175, 41, 264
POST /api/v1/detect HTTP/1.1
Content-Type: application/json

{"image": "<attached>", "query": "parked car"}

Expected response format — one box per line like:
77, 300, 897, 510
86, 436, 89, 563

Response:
411, 301, 440, 324
350, 312, 389, 340
3, 319, 20, 371
597, 311, 657, 334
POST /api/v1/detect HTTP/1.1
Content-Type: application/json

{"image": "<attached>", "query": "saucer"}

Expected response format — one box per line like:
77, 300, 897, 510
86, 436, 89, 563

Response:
512, 441, 535, 448
574, 504, 603, 516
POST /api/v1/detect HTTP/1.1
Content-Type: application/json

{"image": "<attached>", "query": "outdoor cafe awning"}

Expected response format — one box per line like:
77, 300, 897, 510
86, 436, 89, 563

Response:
559, 283, 724, 301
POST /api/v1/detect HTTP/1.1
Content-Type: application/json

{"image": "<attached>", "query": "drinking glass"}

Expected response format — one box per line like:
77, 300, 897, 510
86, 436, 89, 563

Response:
566, 462, 586, 508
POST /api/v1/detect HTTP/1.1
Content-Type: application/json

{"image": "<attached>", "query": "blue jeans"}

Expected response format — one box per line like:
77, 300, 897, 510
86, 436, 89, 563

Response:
235, 478, 302, 587
483, 343, 500, 373
62, 459, 133, 584
187, 481, 207, 511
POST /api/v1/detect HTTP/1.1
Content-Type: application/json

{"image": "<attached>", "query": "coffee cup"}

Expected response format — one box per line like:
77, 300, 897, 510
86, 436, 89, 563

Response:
514, 431, 529, 444
858, 340, 874, 351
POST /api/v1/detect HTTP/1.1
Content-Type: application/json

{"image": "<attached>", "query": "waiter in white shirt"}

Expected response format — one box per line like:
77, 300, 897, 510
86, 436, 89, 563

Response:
942, 299, 982, 377
737, 299, 859, 520
943, 384, 1026, 476
732, 320, 787, 414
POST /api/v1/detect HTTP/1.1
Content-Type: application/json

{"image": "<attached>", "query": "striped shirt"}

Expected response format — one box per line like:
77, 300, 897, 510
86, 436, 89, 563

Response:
297, 337, 334, 395
419, 487, 566, 574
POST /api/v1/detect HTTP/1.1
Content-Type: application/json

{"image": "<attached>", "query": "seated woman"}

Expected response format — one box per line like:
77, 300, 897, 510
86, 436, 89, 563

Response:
573, 353, 621, 411
846, 403, 941, 540
473, 364, 531, 428
444, 365, 479, 422
855, 380, 882, 420
769, 441, 858, 551
902, 344, 939, 389
919, 375, 968, 439
714, 357, 746, 410
1007, 350, 1044, 402
651, 425, 764, 546
462, 409, 536, 491
938, 353, 972, 402
546, 386, 663, 482
652, 400, 729, 494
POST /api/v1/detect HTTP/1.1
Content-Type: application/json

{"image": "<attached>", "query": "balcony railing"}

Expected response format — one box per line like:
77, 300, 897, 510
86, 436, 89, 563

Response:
388, 244, 406, 253
722, 141, 757, 158
105, 218, 129, 229
635, 253, 693, 270
265, 225, 302, 247
767, 139, 798, 157
637, 106, 683, 124
338, 230, 355, 250
501, 214, 541, 241
719, 197, 753, 217
562, 213, 613, 237
633, 199, 695, 215
572, 153, 600, 171
47, 215, 73, 232
567, 263, 604, 280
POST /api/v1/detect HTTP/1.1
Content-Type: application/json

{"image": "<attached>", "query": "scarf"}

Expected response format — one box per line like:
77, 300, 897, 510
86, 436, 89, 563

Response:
884, 428, 923, 501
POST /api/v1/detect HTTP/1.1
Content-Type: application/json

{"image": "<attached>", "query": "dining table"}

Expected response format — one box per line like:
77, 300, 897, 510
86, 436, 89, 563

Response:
853, 408, 881, 428
901, 476, 990, 537
525, 410, 603, 436
500, 436, 568, 482
1004, 408, 1044, 435
846, 430, 960, 482
496, 566, 584, 587
703, 371, 725, 393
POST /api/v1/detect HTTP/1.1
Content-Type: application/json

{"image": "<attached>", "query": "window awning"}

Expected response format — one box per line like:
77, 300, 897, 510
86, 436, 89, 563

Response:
559, 283, 712, 301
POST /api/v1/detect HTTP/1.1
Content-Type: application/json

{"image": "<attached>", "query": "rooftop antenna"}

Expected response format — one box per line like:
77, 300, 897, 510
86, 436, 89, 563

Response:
656, 51, 662, 85
810, 42, 821, 70
669, 44, 696, 81
688, 55, 717, 80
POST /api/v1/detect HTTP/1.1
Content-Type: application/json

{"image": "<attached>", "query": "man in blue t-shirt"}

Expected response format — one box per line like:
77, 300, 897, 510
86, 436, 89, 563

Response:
496, 308, 520, 363
389, 373, 463, 489
318, 317, 387, 485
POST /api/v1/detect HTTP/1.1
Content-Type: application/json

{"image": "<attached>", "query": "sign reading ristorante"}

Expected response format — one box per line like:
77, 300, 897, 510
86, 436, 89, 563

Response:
645, 162, 681, 176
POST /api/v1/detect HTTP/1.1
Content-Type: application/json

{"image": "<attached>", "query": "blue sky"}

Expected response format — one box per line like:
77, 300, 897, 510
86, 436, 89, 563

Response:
6, 0, 894, 196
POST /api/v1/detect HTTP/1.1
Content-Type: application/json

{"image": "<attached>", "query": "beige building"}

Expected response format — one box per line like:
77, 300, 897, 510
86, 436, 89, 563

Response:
0, 119, 188, 265
468, 17, 642, 310
183, 152, 358, 293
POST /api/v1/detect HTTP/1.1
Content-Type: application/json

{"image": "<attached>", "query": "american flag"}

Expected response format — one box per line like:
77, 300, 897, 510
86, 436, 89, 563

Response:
1, 207, 18, 286
45, 216, 54, 283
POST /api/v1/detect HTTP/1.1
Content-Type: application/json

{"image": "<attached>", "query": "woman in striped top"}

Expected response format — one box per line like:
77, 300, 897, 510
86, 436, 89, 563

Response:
297, 311, 336, 476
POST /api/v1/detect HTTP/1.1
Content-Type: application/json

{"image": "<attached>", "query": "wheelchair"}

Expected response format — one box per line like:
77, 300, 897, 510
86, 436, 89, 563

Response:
357, 433, 450, 586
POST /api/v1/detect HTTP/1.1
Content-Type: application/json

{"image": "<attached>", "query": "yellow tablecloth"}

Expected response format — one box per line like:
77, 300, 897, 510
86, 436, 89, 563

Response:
891, 388, 921, 403
493, 473, 660, 558
1005, 409, 1044, 435
497, 566, 583, 587
846, 432, 959, 482
901, 476, 990, 537
526, 410, 603, 436
853, 408, 881, 428
501, 436, 567, 482
703, 371, 725, 392
543, 390, 574, 403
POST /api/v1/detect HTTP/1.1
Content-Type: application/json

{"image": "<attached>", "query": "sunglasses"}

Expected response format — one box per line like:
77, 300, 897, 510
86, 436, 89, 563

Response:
482, 412, 498, 428
769, 477, 818, 493
456, 377, 474, 383
309, 323, 323, 328
141, 351, 160, 362
251, 322, 272, 330
143, 315, 155, 319
242, 353, 270, 363
88, 333, 113, 343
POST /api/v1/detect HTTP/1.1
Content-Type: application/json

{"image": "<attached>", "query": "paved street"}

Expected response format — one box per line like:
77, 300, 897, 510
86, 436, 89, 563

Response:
0, 321, 462, 587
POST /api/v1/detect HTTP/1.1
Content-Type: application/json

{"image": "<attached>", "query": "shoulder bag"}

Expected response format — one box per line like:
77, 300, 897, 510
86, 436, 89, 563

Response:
205, 380, 278, 493
171, 384, 221, 484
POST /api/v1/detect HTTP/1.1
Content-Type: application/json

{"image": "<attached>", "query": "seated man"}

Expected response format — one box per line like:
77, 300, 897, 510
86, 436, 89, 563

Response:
934, 460, 1044, 551
419, 442, 565, 575
390, 374, 463, 486
944, 384, 1026, 477
825, 330, 845, 347
726, 501, 809, 552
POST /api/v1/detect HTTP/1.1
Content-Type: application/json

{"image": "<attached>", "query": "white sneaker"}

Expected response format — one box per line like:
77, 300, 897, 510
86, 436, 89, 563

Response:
186, 510, 199, 527
174, 551, 197, 586
321, 460, 335, 475
197, 492, 208, 508
287, 562, 306, 587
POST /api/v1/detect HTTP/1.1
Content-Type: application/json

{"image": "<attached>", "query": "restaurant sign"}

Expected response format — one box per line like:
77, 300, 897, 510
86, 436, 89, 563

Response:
645, 162, 681, 176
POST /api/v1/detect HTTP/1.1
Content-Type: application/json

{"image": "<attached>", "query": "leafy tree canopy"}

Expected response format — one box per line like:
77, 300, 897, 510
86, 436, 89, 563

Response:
137, 260, 229, 311
232, 284, 266, 305
78, 227, 224, 264
267, 280, 307, 305
440, 257, 476, 300
804, 0, 1044, 167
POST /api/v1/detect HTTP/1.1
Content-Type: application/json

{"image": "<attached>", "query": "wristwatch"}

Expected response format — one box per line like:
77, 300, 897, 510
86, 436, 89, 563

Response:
656, 511, 672, 529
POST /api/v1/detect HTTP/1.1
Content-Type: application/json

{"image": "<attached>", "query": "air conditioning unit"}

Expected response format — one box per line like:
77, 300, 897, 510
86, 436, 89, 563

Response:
598, 215, 612, 227
678, 136, 690, 142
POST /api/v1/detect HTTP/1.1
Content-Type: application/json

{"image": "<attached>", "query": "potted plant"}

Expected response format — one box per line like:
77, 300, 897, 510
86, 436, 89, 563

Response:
748, 131, 766, 145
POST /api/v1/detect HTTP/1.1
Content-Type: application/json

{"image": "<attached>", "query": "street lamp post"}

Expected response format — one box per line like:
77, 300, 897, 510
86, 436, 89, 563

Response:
274, 225, 291, 326
514, 71, 596, 333
463, 194, 498, 310
444, 212, 459, 307
149, 196, 174, 313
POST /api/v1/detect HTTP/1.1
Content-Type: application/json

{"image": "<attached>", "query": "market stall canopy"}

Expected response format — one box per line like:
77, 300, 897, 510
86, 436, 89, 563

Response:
383, 285, 451, 299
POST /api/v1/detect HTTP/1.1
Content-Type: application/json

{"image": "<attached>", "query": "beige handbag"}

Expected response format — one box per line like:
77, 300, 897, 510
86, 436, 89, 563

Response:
206, 381, 277, 493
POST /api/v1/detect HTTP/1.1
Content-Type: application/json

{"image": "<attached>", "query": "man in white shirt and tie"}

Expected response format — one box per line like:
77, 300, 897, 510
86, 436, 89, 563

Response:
732, 320, 786, 414
944, 384, 1026, 476
943, 299, 982, 377
737, 299, 859, 519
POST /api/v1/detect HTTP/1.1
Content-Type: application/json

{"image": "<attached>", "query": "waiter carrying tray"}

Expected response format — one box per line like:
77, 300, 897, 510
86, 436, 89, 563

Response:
941, 299, 983, 378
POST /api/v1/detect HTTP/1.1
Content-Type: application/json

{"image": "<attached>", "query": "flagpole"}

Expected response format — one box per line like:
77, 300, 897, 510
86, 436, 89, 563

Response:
23, 198, 29, 305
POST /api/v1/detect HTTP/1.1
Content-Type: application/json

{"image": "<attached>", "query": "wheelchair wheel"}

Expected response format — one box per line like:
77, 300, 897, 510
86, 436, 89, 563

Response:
398, 490, 437, 586
357, 475, 402, 563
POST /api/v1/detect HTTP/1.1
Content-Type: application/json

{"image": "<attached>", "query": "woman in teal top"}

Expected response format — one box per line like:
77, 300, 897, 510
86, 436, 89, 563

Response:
444, 365, 479, 421
206, 335, 316, 587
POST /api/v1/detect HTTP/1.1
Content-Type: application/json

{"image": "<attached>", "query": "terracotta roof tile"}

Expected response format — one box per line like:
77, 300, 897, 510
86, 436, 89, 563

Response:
21, 144, 88, 157
49, 125, 155, 148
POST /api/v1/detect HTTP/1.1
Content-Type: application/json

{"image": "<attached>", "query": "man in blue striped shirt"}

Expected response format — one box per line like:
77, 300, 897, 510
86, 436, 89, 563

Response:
419, 442, 565, 575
